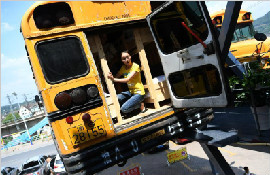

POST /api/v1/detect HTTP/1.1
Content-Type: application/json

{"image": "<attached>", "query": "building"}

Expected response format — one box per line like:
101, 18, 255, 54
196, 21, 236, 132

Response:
19, 106, 32, 119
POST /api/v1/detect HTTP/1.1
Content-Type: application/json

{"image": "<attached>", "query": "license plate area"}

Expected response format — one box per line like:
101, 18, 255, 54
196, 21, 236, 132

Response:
68, 118, 107, 145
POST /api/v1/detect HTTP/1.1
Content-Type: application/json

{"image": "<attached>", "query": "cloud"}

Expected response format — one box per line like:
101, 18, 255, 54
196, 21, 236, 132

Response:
206, 1, 227, 15
1, 54, 38, 106
1, 54, 28, 69
1, 22, 14, 32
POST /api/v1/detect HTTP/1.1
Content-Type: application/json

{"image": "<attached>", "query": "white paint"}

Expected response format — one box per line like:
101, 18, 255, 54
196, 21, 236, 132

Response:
61, 139, 68, 150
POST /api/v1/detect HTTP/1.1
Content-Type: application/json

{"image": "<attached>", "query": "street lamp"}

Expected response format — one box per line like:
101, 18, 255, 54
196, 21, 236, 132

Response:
21, 116, 33, 145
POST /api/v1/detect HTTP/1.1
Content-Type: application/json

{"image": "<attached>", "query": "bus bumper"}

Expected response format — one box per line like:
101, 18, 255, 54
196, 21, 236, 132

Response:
61, 108, 215, 175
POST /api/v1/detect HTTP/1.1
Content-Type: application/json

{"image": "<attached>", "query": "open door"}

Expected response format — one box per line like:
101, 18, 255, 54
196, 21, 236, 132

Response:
147, 1, 230, 108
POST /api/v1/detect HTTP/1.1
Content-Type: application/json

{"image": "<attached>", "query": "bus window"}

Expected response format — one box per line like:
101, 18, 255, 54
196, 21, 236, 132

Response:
33, 2, 74, 29
233, 23, 255, 42
150, 1, 208, 54
36, 36, 89, 84
169, 64, 222, 99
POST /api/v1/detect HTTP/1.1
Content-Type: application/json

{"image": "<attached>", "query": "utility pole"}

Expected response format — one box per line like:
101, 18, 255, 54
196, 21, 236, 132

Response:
12, 93, 33, 145
6, 94, 20, 131
23, 94, 30, 109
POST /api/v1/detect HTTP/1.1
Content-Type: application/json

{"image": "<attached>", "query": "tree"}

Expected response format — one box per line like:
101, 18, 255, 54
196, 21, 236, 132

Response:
2, 112, 22, 124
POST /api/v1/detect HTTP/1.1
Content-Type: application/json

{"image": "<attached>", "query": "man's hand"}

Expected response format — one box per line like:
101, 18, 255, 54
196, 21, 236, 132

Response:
107, 72, 114, 81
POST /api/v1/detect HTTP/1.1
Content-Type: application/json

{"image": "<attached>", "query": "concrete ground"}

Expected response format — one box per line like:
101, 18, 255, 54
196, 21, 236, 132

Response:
1, 139, 269, 175
1, 138, 54, 158
2, 106, 269, 174
98, 141, 270, 175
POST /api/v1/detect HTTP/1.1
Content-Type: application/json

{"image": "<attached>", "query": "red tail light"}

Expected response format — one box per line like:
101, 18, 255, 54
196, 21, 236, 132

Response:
54, 92, 72, 110
66, 116, 73, 124
54, 165, 58, 169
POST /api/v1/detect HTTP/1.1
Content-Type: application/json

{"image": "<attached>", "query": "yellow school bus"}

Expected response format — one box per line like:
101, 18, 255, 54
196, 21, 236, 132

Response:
21, 1, 232, 174
211, 10, 270, 68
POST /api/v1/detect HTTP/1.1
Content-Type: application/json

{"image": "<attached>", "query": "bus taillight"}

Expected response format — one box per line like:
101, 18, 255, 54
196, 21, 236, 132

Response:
213, 16, 222, 25
242, 12, 251, 20
54, 92, 72, 110
66, 116, 73, 124
70, 88, 87, 105
54, 84, 101, 111
87, 86, 99, 98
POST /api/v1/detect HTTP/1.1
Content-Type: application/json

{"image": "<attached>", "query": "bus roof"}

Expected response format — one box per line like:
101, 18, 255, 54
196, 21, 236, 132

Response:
21, 1, 151, 39
210, 9, 253, 27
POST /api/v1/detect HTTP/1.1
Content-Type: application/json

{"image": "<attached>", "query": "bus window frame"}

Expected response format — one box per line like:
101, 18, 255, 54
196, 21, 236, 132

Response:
35, 35, 90, 85
149, 1, 209, 55
231, 23, 255, 43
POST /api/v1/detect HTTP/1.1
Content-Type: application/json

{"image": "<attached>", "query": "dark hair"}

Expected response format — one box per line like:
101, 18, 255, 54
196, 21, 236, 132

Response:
120, 50, 130, 58
121, 50, 129, 55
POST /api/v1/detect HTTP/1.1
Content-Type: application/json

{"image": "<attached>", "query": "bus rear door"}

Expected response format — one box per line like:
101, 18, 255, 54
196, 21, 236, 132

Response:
146, 1, 238, 108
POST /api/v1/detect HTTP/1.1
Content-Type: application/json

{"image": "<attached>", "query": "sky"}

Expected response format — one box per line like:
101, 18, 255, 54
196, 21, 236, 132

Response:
1, 1, 270, 107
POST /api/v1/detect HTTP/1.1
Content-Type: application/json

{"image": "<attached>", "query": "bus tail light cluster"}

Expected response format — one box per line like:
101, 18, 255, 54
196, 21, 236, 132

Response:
212, 16, 222, 25
54, 84, 100, 110
242, 12, 251, 20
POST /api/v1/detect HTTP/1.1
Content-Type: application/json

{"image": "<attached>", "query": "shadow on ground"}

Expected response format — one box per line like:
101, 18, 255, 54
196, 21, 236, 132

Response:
231, 143, 270, 154
97, 150, 245, 175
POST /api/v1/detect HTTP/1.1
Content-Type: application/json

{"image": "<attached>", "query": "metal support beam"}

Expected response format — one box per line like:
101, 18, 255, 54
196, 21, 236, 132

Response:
200, 143, 235, 175
219, 2, 245, 79
218, 1, 242, 57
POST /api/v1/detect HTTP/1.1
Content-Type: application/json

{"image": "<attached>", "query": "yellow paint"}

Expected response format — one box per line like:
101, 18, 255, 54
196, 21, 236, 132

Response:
218, 147, 236, 156
180, 162, 196, 172
167, 147, 188, 164
210, 10, 254, 26
210, 9, 270, 68
21, 1, 151, 39
21, 1, 181, 156
141, 129, 165, 144
117, 110, 175, 135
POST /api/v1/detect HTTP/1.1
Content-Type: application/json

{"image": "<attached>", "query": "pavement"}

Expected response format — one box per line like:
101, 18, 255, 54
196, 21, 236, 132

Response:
1, 138, 54, 158
212, 106, 270, 143
98, 141, 270, 175
1, 105, 269, 174
1, 135, 269, 175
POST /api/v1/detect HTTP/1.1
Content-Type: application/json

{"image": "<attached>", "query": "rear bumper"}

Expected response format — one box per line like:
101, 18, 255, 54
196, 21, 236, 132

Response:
62, 108, 214, 175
